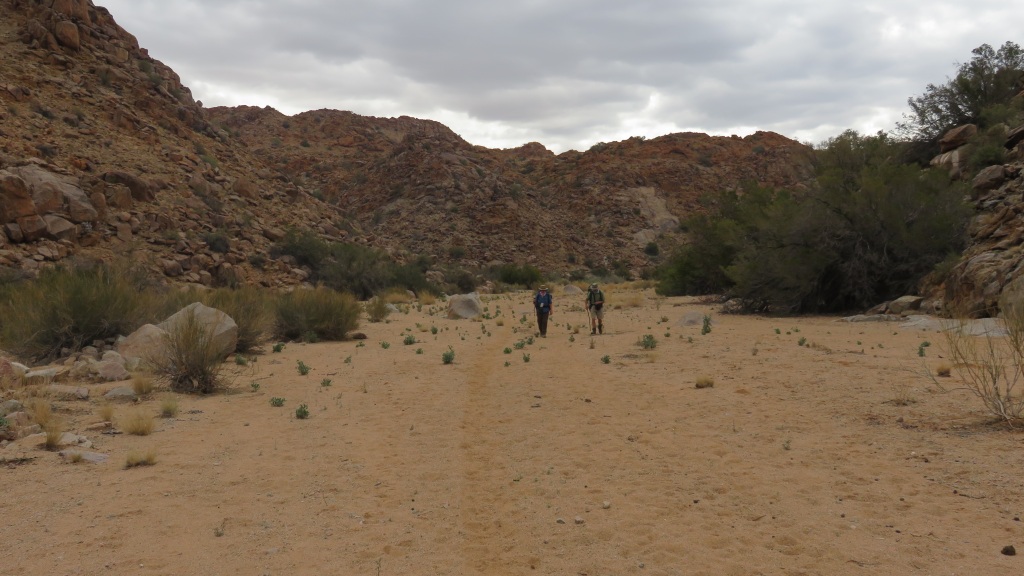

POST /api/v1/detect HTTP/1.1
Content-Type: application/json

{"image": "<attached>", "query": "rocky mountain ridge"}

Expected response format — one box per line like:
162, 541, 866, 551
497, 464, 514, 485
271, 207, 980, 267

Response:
1, 0, 817, 289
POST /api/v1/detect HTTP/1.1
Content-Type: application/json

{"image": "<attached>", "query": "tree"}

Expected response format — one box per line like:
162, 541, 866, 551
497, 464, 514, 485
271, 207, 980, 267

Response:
897, 42, 1024, 147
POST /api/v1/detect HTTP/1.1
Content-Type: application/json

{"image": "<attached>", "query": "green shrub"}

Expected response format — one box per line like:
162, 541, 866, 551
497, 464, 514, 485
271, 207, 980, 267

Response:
270, 397, 285, 407
601, 355, 611, 364
442, 346, 455, 364
274, 287, 359, 341
403, 334, 417, 345
0, 261, 157, 362
148, 308, 225, 394
638, 334, 657, 350
297, 360, 311, 375
203, 287, 272, 353
201, 231, 231, 254
295, 404, 310, 419
488, 263, 543, 289
366, 297, 390, 323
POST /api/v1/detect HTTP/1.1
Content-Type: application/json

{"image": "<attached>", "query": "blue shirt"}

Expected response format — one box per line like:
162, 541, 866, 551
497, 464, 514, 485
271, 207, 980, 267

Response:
534, 291, 552, 313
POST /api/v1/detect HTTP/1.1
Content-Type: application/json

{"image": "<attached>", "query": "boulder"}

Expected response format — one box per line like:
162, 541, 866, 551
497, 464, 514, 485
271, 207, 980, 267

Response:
7, 165, 98, 223
0, 170, 36, 223
42, 214, 77, 240
157, 302, 238, 358
887, 295, 924, 315
117, 323, 167, 364
447, 293, 483, 319
17, 215, 47, 242
53, 20, 80, 50
678, 311, 705, 326
563, 284, 583, 295
59, 450, 108, 464
938, 124, 977, 153
101, 171, 154, 202
972, 165, 1007, 192
23, 368, 58, 386
47, 384, 90, 400
1006, 124, 1024, 150
93, 359, 130, 382
0, 399, 24, 417
103, 386, 137, 401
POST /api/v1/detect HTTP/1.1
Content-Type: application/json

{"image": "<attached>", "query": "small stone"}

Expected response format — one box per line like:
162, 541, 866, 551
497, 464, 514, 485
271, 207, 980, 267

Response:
556, 518, 565, 524
1002, 545, 1016, 556
574, 516, 584, 525
602, 501, 611, 509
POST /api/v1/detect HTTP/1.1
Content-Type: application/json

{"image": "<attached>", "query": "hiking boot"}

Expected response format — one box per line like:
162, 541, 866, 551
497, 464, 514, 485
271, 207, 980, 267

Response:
598, 323, 603, 334
591, 329, 597, 335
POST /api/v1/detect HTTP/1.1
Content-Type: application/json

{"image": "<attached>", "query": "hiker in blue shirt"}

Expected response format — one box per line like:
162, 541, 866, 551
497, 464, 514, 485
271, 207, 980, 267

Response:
533, 285, 553, 337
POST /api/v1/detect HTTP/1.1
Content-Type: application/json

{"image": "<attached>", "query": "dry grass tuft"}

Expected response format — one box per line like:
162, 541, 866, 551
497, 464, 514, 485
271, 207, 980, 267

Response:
122, 409, 155, 436
125, 449, 157, 468
96, 403, 115, 423
42, 417, 64, 450
935, 362, 952, 377
132, 373, 155, 396
419, 292, 437, 306
695, 376, 715, 389
159, 394, 179, 418
383, 288, 413, 304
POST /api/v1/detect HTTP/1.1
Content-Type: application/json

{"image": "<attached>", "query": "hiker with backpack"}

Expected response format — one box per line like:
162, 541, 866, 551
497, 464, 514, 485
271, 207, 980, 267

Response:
533, 285, 553, 337
586, 283, 605, 334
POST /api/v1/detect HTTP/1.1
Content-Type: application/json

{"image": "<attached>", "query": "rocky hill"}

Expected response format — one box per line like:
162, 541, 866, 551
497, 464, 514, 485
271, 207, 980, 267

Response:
0, 0, 817, 290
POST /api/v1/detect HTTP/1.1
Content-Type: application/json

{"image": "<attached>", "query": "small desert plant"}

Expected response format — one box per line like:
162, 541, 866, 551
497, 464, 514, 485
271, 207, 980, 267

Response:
933, 306, 1024, 422
522, 353, 531, 363
320, 378, 332, 387
701, 315, 712, 335
270, 397, 285, 407
148, 308, 224, 394
97, 403, 115, 422
159, 394, 180, 418
132, 374, 155, 396
380, 341, 391, 349
235, 354, 247, 366
888, 382, 916, 406
431, 326, 439, 335
297, 360, 311, 375
295, 404, 310, 419
273, 342, 285, 353
66, 451, 85, 464
935, 363, 952, 377
366, 297, 391, 323
503, 347, 512, 354
42, 417, 64, 451
695, 376, 715, 389
122, 409, 155, 436
442, 346, 455, 365
798, 337, 807, 346
601, 355, 611, 364
403, 334, 417, 345
638, 334, 658, 350
125, 450, 157, 468
274, 287, 360, 342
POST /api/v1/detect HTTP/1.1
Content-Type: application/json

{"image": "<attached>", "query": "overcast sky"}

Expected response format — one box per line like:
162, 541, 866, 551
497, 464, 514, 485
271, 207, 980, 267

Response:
100, 0, 1019, 153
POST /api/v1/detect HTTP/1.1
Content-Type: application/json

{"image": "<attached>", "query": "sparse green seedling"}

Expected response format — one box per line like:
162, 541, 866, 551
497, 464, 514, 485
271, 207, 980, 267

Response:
798, 337, 807, 346
504, 361, 511, 367
297, 360, 311, 375
601, 355, 611, 364
344, 355, 352, 364
638, 334, 657, 350
442, 346, 455, 365
295, 404, 310, 419
523, 353, 531, 363
514, 341, 526, 350
918, 345, 926, 357
774, 328, 781, 334
321, 378, 332, 387
431, 326, 439, 335
569, 335, 575, 343
270, 397, 285, 407
380, 341, 391, 349
234, 354, 247, 366
661, 316, 669, 323
250, 381, 260, 392
403, 334, 416, 345
416, 348, 424, 354
273, 342, 285, 353
702, 315, 712, 335
504, 347, 512, 354
695, 376, 714, 389
356, 341, 365, 348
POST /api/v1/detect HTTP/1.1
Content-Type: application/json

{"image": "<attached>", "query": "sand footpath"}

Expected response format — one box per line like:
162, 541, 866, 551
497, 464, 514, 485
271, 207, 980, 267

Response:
2, 288, 1023, 575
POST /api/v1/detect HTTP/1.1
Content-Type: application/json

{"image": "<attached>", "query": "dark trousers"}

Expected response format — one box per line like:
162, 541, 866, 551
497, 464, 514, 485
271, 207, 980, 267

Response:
536, 311, 549, 336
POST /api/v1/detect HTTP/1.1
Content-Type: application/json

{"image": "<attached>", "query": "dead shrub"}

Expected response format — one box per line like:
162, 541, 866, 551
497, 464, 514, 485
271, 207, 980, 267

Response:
122, 409, 155, 436
148, 308, 224, 394
695, 376, 715, 389
125, 449, 157, 468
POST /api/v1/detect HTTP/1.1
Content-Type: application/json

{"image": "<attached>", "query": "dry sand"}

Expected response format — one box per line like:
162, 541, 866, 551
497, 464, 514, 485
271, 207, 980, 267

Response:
2, 288, 1023, 575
